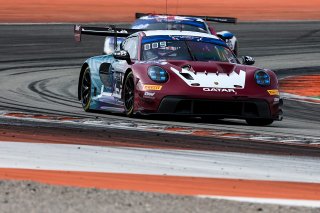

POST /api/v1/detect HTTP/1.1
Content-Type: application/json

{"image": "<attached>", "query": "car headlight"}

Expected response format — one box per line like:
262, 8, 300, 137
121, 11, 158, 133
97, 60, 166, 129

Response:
147, 66, 169, 83
254, 70, 270, 86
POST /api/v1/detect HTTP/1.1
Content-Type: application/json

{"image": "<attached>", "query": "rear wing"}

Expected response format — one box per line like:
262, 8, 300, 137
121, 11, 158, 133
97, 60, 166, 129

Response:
135, 12, 237, 24
74, 25, 141, 42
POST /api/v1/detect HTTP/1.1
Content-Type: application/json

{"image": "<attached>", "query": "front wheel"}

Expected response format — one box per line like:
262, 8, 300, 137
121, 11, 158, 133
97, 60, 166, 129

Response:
246, 118, 273, 126
123, 72, 135, 117
80, 67, 92, 112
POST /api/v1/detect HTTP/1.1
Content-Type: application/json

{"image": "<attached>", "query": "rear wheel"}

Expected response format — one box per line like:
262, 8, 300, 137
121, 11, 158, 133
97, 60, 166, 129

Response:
246, 118, 273, 126
80, 67, 91, 112
123, 72, 135, 117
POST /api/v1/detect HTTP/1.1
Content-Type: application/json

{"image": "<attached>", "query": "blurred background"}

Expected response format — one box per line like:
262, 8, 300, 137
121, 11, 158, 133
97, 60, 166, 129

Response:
0, 0, 320, 23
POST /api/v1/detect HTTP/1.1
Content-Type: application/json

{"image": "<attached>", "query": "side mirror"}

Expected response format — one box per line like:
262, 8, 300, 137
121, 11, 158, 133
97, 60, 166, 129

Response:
217, 31, 234, 40
113, 50, 131, 64
242, 56, 255, 65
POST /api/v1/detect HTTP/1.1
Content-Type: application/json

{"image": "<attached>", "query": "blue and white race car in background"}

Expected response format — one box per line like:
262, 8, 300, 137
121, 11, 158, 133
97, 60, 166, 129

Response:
104, 13, 238, 56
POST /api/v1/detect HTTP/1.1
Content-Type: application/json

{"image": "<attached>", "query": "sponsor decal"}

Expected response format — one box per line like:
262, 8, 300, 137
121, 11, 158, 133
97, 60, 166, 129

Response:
273, 97, 280, 103
114, 50, 128, 57
143, 85, 162, 91
133, 24, 150, 29
169, 35, 202, 41
203, 88, 236, 93
143, 92, 156, 99
137, 61, 168, 65
267, 89, 280, 96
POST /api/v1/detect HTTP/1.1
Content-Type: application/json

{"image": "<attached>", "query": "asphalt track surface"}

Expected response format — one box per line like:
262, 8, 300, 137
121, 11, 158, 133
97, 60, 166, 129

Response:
0, 22, 320, 211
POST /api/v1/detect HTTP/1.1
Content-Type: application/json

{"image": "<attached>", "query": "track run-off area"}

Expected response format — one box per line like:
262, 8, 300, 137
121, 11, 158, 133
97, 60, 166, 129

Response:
0, 22, 320, 211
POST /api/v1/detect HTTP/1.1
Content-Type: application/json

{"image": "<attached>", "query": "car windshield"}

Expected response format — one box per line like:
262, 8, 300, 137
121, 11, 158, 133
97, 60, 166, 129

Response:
132, 19, 207, 33
141, 40, 237, 63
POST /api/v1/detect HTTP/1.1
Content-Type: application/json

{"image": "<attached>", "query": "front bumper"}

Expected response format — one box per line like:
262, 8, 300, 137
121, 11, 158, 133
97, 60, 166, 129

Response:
140, 96, 283, 120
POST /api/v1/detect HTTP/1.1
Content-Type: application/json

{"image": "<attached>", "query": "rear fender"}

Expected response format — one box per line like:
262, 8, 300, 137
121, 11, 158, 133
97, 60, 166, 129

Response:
78, 56, 114, 102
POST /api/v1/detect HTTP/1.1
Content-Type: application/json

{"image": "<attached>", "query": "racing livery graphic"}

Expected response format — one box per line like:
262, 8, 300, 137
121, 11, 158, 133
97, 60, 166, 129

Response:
75, 26, 283, 126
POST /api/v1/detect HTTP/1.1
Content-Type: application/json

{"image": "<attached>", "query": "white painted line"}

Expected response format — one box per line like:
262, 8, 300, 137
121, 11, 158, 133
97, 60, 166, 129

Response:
198, 195, 320, 208
0, 141, 320, 183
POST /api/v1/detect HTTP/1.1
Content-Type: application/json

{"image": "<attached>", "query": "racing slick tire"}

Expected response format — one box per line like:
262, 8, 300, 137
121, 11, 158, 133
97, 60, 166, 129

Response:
246, 118, 274, 126
80, 67, 92, 112
123, 71, 135, 117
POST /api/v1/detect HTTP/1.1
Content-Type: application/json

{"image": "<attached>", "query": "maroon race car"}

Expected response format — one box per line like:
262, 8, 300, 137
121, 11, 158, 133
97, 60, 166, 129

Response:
75, 26, 283, 126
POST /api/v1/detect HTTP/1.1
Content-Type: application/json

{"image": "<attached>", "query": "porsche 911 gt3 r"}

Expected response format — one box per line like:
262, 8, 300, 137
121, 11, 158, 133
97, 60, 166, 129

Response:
104, 13, 238, 56
75, 26, 283, 126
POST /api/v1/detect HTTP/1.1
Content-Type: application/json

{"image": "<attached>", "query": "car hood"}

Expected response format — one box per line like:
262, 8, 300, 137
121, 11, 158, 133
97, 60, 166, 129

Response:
166, 60, 241, 75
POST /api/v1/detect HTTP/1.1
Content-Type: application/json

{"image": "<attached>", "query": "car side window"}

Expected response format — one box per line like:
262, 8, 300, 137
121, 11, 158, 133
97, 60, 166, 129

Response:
122, 37, 139, 60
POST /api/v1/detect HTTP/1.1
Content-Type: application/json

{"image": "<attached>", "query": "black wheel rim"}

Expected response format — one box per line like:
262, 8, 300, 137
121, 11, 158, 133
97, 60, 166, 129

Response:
81, 70, 91, 107
124, 75, 134, 111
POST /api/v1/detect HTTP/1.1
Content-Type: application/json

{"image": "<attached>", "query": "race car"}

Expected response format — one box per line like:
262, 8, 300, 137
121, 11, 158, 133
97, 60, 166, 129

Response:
75, 25, 283, 126
103, 13, 238, 56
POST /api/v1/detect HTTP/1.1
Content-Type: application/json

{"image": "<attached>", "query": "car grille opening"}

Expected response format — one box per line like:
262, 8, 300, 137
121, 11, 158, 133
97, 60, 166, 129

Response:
158, 97, 270, 118
193, 101, 243, 115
